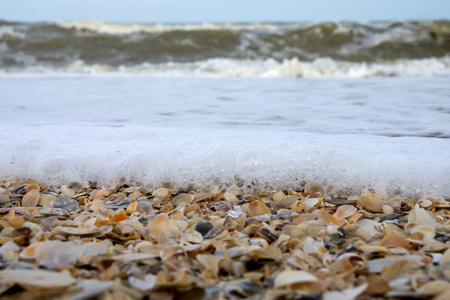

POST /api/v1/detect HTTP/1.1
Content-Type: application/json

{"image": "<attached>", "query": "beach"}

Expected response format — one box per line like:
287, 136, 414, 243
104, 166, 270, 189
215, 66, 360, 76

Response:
0, 20, 450, 299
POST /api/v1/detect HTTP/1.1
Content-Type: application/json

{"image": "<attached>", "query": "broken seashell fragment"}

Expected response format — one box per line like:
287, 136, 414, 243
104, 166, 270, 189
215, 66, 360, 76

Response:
171, 193, 194, 206
382, 205, 394, 215
147, 214, 179, 239
408, 204, 440, 227
22, 189, 40, 207
51, 196, 79, 212
351, 219, 384, 241
336, 204, 357, 218
248, 200, 271, 217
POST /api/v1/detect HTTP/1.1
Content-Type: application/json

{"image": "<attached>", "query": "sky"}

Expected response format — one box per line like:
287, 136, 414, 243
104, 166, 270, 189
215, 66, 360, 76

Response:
1, 0, 449, 23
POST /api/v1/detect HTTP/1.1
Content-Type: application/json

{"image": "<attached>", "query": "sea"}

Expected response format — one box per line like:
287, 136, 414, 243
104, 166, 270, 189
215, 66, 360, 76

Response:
0, 20, 449, 199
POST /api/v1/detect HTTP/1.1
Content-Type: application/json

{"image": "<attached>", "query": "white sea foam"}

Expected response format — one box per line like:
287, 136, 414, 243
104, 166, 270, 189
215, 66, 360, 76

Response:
2, 56, 449, 78
0, 76, 448, 198
0, 26, 25, 39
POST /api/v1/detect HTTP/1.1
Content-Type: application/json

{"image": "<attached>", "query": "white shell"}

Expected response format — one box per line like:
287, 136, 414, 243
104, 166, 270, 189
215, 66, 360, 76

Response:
274, 270, 318, 288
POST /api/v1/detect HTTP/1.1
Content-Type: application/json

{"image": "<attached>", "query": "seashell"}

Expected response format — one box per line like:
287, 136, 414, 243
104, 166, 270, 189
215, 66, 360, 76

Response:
272, 191, 286, 202
248, 200, 271, 217
108, 209, 127, 223
380, 234, 410, 249
58, 226, 101, 236
433, 290, 450, 300
408, 204, 440, 227
417, 280, 450, 296
129, 274, 156, 291
147, 214, 179, 239
304, 182, 324, 195
171, 219, 188, 232
273, 195, 298, 210
67, 181, 83, 193
382, 205, 394, 215
129, 190, 141, 200
317, 209, 341, 226
419, 199, 433, 208
197, 254, 223, 274
171, 193, 194, 206
329, 253, 367, 273
224, 192, 239, 204
152, 187, 168, 198
25, 183, 39, 192
336, 205, 357, 218
35, 240, 86, 269
0, 269, 76, 290
303, 237, 327, 255
359, 245, 389, 256
368, 255, 422, 272
126, 201, 137, 214
51, 196, 79, 212
210, 201, 232, 212
351, 219, 384, 241
19, 242, 39, 259
274, 270, 318, 289
22, 189, 40, 207
302, 198, 319, 209
38, 193, 56, 207
410, 224, 436, 242
421, 241, 448, 252
323, 283, 368, 300
192, 192, 215, 203
182, 228, 204, 244
137, 201, 153, 214
358, 193, 383, 212
61, 186, 76, 197
440, 248, 450, 265
9, 216, 24, 228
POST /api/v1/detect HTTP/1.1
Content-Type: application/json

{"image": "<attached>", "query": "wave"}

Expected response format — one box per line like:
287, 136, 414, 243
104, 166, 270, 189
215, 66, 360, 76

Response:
0, 19, 449, 77
1, 57, 449, 78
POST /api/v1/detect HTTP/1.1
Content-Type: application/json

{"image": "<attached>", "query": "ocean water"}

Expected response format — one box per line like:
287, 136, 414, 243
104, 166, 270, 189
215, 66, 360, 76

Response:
0, 20, 449, 199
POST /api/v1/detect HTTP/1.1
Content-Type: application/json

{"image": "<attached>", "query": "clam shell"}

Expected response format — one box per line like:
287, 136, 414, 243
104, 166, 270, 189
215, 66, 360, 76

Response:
358, 193, 383, 212
22, 189, 40, 207
302, 198, 319, 209
0, 269, 76, 289
336, 205, 357, 218
380, 234, 411, 249
224, 192, 239, 204
248, 200, 271, 217
274, 270, 318, 288
35, 240, 86, 268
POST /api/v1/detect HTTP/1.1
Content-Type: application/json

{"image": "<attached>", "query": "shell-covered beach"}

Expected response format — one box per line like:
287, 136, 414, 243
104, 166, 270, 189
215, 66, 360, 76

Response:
0, 179, 449, 299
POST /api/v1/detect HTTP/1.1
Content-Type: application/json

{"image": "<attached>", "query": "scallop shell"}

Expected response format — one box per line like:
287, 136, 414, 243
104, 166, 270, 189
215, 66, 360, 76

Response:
0, 269, 76, 290
358, 193, 383, 212
22, 189, 40, 207
248, 200, 271, 217
274, 270, 318, 289
380, 234, 410, 249
336, 205, 357, 218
